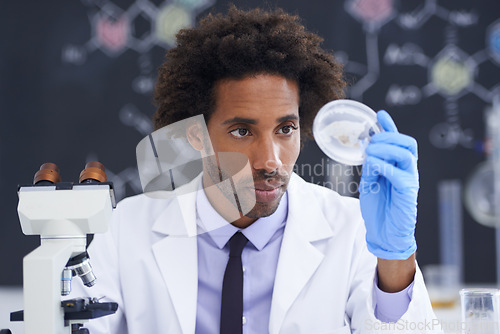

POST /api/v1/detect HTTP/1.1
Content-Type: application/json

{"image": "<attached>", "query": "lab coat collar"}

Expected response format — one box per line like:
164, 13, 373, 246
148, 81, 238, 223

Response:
269, 173, 334, 334
151, 174, 201, 334
151, 173, 201, 236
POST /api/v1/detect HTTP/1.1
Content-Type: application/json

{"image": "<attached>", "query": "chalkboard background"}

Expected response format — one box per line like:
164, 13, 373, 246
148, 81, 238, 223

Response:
1, 0, 499, 285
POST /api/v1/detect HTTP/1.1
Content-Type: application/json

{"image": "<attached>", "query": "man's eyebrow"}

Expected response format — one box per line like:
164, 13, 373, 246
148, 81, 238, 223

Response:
221, 117, 257, 125
221, 114, 299, 125
277, 114, 299, 123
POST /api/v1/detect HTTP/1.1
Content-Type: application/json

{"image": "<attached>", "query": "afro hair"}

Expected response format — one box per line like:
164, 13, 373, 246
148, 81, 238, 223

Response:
153, 5, 346, 143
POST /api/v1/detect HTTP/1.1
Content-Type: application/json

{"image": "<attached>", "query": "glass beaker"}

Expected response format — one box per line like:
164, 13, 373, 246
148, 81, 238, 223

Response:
460, 289, 500, 334
424, 264, 460, 308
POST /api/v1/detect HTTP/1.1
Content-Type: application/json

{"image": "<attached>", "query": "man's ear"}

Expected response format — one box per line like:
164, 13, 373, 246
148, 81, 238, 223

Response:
186, 123, 205, 151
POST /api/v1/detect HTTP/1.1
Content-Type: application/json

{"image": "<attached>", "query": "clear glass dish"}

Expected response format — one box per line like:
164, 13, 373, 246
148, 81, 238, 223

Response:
313, 99, 383, 166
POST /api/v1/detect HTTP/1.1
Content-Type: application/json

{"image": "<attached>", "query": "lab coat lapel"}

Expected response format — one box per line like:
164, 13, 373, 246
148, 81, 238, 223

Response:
269, 174, 334, 334
151, 176, 201, 334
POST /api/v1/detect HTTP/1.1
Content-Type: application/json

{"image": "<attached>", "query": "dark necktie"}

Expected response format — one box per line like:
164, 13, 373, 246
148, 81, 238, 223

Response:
220, 232, 249, 334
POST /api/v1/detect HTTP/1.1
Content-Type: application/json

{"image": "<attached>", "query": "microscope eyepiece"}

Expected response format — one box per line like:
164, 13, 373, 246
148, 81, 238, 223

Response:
33, 162, 61, 185
79, 161, 107, 184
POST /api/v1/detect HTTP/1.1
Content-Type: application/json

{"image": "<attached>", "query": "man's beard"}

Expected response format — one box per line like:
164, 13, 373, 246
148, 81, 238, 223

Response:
204, 153, 290, 221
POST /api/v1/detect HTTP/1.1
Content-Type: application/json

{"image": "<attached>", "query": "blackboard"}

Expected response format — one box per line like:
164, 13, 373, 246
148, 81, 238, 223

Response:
1, 0, 499, 285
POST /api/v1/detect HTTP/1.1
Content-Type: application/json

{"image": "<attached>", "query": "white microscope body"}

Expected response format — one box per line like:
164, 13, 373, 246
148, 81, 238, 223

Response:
16, 164, 115, 334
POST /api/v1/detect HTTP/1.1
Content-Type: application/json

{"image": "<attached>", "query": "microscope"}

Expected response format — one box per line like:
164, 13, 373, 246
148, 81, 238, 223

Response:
3, 162, 118, 334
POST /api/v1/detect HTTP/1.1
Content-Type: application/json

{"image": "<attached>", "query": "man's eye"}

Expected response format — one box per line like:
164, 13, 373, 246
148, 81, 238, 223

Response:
230, 128, 250, 138
277, 125, 297, 135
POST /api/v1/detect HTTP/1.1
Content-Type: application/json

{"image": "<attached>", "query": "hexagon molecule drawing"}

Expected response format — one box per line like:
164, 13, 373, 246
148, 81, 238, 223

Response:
63, 0, 214, 58
338, 0, 500, 150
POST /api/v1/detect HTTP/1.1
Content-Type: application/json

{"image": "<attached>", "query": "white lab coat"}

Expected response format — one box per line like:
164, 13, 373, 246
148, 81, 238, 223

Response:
70, 173, 441, 334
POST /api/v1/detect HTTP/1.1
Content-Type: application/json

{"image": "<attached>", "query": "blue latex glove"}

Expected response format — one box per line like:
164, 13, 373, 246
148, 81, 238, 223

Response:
359, 110, 419, 260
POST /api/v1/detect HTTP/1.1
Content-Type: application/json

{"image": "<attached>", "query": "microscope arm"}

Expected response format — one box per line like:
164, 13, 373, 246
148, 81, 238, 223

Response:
23, 237, 84, 334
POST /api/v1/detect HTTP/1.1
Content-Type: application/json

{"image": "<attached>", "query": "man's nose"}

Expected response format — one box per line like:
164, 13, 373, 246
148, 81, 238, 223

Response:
251, 138, 283, 173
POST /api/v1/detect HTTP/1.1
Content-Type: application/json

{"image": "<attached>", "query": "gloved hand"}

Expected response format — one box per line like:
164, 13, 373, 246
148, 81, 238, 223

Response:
359, 110, 419, 260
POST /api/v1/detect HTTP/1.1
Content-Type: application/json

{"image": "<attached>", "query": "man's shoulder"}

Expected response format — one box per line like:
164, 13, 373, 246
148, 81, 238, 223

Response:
289, 173, 363, 234
117, 190, 174, 208
290, 173, 359, 207
116, 173, 201, 213
112, 191, 178, 227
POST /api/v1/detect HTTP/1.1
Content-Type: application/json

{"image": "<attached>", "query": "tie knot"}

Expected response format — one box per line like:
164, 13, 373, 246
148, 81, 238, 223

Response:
229, 232, 248, 257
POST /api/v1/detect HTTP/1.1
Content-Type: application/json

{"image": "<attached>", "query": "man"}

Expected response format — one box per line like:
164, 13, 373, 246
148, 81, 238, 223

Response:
71, 6, 440, 333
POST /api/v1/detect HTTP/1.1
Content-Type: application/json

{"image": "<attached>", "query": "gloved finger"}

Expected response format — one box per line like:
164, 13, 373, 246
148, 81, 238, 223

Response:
377, 110, 398, 133
370, 132, 418, 159
366, 143, 417, 171
363, 156, 418, 191
361, 154, 382, 184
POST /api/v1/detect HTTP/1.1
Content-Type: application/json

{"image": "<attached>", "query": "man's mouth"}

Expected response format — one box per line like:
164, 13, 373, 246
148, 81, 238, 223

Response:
251, 181, 284, 203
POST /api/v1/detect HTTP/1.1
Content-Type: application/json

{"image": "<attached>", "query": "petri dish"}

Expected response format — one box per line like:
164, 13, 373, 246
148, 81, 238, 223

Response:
313, 99, 383, 166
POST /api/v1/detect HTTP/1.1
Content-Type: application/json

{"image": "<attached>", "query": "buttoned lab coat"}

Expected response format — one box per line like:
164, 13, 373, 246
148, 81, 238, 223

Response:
71, 173, 441, 334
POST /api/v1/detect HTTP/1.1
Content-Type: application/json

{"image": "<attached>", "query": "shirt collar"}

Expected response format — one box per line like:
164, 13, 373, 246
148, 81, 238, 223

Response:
196, 178, 288, 251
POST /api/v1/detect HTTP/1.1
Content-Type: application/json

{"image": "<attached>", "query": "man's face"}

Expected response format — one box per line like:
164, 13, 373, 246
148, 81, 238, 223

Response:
203, 74, 300, 226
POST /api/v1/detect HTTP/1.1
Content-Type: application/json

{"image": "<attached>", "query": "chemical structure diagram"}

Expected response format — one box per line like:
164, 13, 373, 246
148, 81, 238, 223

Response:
337, 0, 500, 150
62, 0, 215, 200
62, 0, 215, 95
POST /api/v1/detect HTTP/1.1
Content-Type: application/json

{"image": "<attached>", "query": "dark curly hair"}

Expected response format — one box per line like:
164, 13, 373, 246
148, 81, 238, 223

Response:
153, 5, 345, 143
